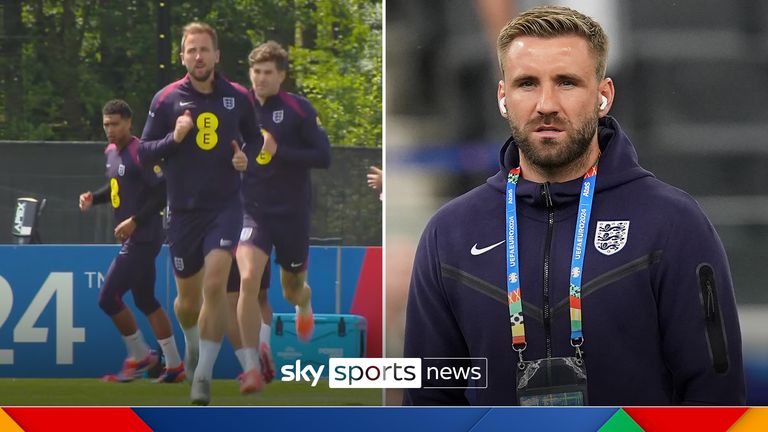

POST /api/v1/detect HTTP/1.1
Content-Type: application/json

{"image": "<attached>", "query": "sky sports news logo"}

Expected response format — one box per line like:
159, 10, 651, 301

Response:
280, 358, 488, 389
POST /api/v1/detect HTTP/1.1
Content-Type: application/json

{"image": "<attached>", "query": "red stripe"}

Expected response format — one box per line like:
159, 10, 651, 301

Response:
230, 81, 251, 99
569, 296, 581, 309
4, 407, 153, 432
624, 407, 748, 432
154, 75, 188, 109
349, 247, 382, 358
278, 91, 306, 118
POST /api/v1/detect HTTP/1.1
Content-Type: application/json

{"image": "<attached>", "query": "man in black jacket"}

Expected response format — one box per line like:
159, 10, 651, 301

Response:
404, 6, 745, 405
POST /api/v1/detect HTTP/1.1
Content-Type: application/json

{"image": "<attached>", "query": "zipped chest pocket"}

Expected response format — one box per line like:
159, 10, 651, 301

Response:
697, 264, 729, 374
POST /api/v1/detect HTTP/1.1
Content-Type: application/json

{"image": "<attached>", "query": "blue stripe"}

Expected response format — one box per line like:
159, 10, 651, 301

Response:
568, 172, 596, 341
133, 407, 620, 431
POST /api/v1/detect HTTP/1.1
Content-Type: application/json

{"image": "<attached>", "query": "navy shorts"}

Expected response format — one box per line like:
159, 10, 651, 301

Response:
167, 198, 242, 278
239, 210, 309, 273
99, 239, 162, 316
226, 257, 271, 293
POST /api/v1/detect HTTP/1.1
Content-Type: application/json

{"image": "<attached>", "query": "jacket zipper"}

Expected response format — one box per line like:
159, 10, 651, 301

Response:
541, 182, 554, 358
441, 264, 545, 322
698, 264, 729, 373
552, 251, 663, 314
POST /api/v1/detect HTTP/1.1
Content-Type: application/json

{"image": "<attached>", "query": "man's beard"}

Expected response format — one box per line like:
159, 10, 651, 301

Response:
189, 65, 214, 82
509, 111, 598, 172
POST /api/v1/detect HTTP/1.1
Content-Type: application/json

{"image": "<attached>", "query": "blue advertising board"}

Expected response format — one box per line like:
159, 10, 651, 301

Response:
0, 245, 369, 379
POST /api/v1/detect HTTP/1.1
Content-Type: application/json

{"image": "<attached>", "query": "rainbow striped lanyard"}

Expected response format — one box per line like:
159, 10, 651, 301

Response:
505, 165, 598, 364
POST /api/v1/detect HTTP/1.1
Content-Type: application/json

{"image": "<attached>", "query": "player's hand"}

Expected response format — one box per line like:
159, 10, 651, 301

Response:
261, 129, 277, 156
367, 166, 383, 192
173, 110, 194, 143
79, 192, 93, 212
231, 140, 248, 172
114, 216, 137, 241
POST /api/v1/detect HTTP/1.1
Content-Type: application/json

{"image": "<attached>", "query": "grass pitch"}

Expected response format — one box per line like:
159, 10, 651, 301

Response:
0, 378, 381, 406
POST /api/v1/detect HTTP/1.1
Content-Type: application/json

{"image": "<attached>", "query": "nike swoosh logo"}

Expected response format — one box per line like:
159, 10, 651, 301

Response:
179, 101, 194, 107
470, 240, 505, 256
290, 262, 303, 268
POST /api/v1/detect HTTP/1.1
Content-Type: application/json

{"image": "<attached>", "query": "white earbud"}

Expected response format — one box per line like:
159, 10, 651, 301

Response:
599, 95, 608, 111
498, 96, 507, 117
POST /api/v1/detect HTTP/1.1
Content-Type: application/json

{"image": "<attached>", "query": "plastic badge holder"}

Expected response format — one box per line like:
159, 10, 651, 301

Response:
516, 357, 588, 406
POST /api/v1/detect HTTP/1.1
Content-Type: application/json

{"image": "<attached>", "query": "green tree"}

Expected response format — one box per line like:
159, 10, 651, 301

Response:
0, 0, 382, 147
288, 0, 382, 147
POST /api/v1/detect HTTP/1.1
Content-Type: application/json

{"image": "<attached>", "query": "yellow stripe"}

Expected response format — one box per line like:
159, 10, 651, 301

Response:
570, 308, 581, 321
729, 408, 768, 431
512, 326, 525, 336
0, 409, 25, 432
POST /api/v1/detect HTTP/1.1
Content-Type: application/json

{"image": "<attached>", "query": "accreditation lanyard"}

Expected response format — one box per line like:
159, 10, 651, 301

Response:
506, 165, 598, 355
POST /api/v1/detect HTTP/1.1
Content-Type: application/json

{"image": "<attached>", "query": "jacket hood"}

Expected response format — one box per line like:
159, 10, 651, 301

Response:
487, 116, 654, 208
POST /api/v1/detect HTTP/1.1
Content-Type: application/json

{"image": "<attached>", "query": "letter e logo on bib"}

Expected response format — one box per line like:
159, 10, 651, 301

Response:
196, 112, 219, 150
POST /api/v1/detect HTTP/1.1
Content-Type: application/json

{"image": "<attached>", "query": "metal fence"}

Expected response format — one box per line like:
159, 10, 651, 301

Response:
0, 141, 382, 246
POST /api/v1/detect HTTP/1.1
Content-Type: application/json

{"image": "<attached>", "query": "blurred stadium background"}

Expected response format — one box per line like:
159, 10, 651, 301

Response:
386, 0, 768, 405
0, 0, 382, 405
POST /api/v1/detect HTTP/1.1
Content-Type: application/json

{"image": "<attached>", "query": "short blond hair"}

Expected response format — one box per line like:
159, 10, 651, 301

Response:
497, 6, 608, 80
181, 22, 218, 52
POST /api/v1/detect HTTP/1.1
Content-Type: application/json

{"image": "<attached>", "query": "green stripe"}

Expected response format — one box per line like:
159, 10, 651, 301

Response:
598, 408, 644, 432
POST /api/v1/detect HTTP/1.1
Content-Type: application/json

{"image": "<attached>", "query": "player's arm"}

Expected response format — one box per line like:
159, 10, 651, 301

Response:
273, 102, 331, 169
79, 182, 108, 211
403, 219, 471, 406
133, 161, 167, 226
239, 94, 264, 160
655, 198, 745, 405
114, 182, 166, 241
133, 182, 167, 226
139, 95, 189, 164
91, 182, 110, 205
114, 166, 167, 240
